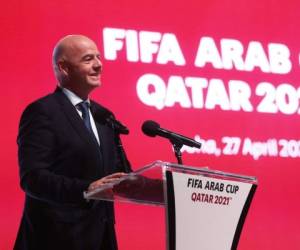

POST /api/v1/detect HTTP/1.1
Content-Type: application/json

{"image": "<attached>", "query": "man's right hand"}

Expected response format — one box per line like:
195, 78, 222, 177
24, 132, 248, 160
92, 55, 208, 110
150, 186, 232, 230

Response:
88, 172, 127, 192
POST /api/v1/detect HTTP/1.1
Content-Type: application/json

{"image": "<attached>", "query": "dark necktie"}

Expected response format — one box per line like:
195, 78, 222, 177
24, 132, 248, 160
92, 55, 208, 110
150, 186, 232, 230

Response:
77, 101, 93, 134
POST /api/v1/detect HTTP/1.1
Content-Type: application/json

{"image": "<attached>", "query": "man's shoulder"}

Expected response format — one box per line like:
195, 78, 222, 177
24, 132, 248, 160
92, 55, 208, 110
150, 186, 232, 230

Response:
21, 91, 62, 117
32, 92, 57, 105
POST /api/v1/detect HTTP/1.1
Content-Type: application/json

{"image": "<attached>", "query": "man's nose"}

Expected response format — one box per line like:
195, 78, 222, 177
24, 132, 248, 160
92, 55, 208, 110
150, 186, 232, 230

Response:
93, 58, 102, 71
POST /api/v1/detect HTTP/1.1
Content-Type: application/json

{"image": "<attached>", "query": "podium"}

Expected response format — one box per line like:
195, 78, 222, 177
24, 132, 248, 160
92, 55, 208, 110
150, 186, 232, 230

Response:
84, 161, 257, 250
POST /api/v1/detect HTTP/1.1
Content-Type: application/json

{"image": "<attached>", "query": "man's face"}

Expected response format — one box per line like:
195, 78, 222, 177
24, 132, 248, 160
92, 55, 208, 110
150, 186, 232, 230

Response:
64, 38, 102, 91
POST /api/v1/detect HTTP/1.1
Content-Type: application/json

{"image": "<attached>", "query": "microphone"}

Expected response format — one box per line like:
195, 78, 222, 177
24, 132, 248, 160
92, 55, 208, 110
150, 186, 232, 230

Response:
141, 120, 201, 148
94, 109, 129, 135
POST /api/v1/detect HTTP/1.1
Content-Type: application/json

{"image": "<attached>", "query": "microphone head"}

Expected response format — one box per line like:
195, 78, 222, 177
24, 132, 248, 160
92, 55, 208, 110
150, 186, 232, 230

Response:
94, 108, 129, 135
142, 120, 160, 137
94, 108, 112, 123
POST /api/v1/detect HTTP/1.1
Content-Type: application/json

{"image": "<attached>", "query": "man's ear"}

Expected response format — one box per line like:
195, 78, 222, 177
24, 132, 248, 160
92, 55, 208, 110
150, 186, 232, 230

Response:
57, 60, 69, 76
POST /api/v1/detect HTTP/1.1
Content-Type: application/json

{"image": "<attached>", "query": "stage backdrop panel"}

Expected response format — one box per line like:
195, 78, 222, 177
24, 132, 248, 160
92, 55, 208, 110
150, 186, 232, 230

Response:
1, 0, 300, 249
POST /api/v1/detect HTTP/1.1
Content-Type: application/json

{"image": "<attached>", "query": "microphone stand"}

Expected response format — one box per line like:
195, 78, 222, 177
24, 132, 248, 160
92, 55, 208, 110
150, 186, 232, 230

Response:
170, 138, 184, 165
111, 123, 132, 173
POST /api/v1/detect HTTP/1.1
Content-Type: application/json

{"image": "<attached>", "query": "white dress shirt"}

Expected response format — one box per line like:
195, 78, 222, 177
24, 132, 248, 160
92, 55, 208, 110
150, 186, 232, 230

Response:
61, 87, 100, 145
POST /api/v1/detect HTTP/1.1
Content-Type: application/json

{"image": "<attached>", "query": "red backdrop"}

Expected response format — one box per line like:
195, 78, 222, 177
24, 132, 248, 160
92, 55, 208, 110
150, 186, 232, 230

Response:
1, 0, 300, 249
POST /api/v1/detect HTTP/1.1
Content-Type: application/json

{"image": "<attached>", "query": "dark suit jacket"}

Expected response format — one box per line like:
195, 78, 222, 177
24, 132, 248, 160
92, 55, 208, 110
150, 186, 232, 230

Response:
14, 88, 129, 250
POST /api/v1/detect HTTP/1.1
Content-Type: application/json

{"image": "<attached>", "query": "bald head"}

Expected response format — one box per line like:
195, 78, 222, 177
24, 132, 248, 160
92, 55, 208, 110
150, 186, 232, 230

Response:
52, 35, 102, 99
52, 35, 97, 75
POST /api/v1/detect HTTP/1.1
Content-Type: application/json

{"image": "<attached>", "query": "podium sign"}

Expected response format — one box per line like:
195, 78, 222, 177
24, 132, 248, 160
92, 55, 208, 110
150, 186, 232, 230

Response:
164, 168, 257, 250
84, 161, 257, 250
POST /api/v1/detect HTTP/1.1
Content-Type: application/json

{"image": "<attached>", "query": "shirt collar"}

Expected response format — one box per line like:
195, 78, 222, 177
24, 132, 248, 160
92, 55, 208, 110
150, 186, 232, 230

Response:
61, 87, 90, 107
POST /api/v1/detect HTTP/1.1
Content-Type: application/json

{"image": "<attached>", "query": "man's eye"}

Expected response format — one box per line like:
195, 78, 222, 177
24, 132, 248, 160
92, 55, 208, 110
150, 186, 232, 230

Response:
84, 58, 92, 63
82, 56, 92, 61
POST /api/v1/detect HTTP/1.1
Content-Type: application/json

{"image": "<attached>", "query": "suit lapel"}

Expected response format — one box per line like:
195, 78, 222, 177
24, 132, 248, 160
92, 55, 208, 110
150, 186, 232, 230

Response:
91, 102, 113, 175
96, 122, 115, 175
53, 89, 100, 150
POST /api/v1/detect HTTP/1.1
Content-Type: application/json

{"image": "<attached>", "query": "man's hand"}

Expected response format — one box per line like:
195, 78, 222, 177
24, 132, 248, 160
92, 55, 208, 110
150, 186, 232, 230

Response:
88, 172, 127, 192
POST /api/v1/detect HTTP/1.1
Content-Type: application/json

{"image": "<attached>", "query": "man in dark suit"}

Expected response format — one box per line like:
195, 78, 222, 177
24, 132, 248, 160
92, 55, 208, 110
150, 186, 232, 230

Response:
14, 35, 130, 250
